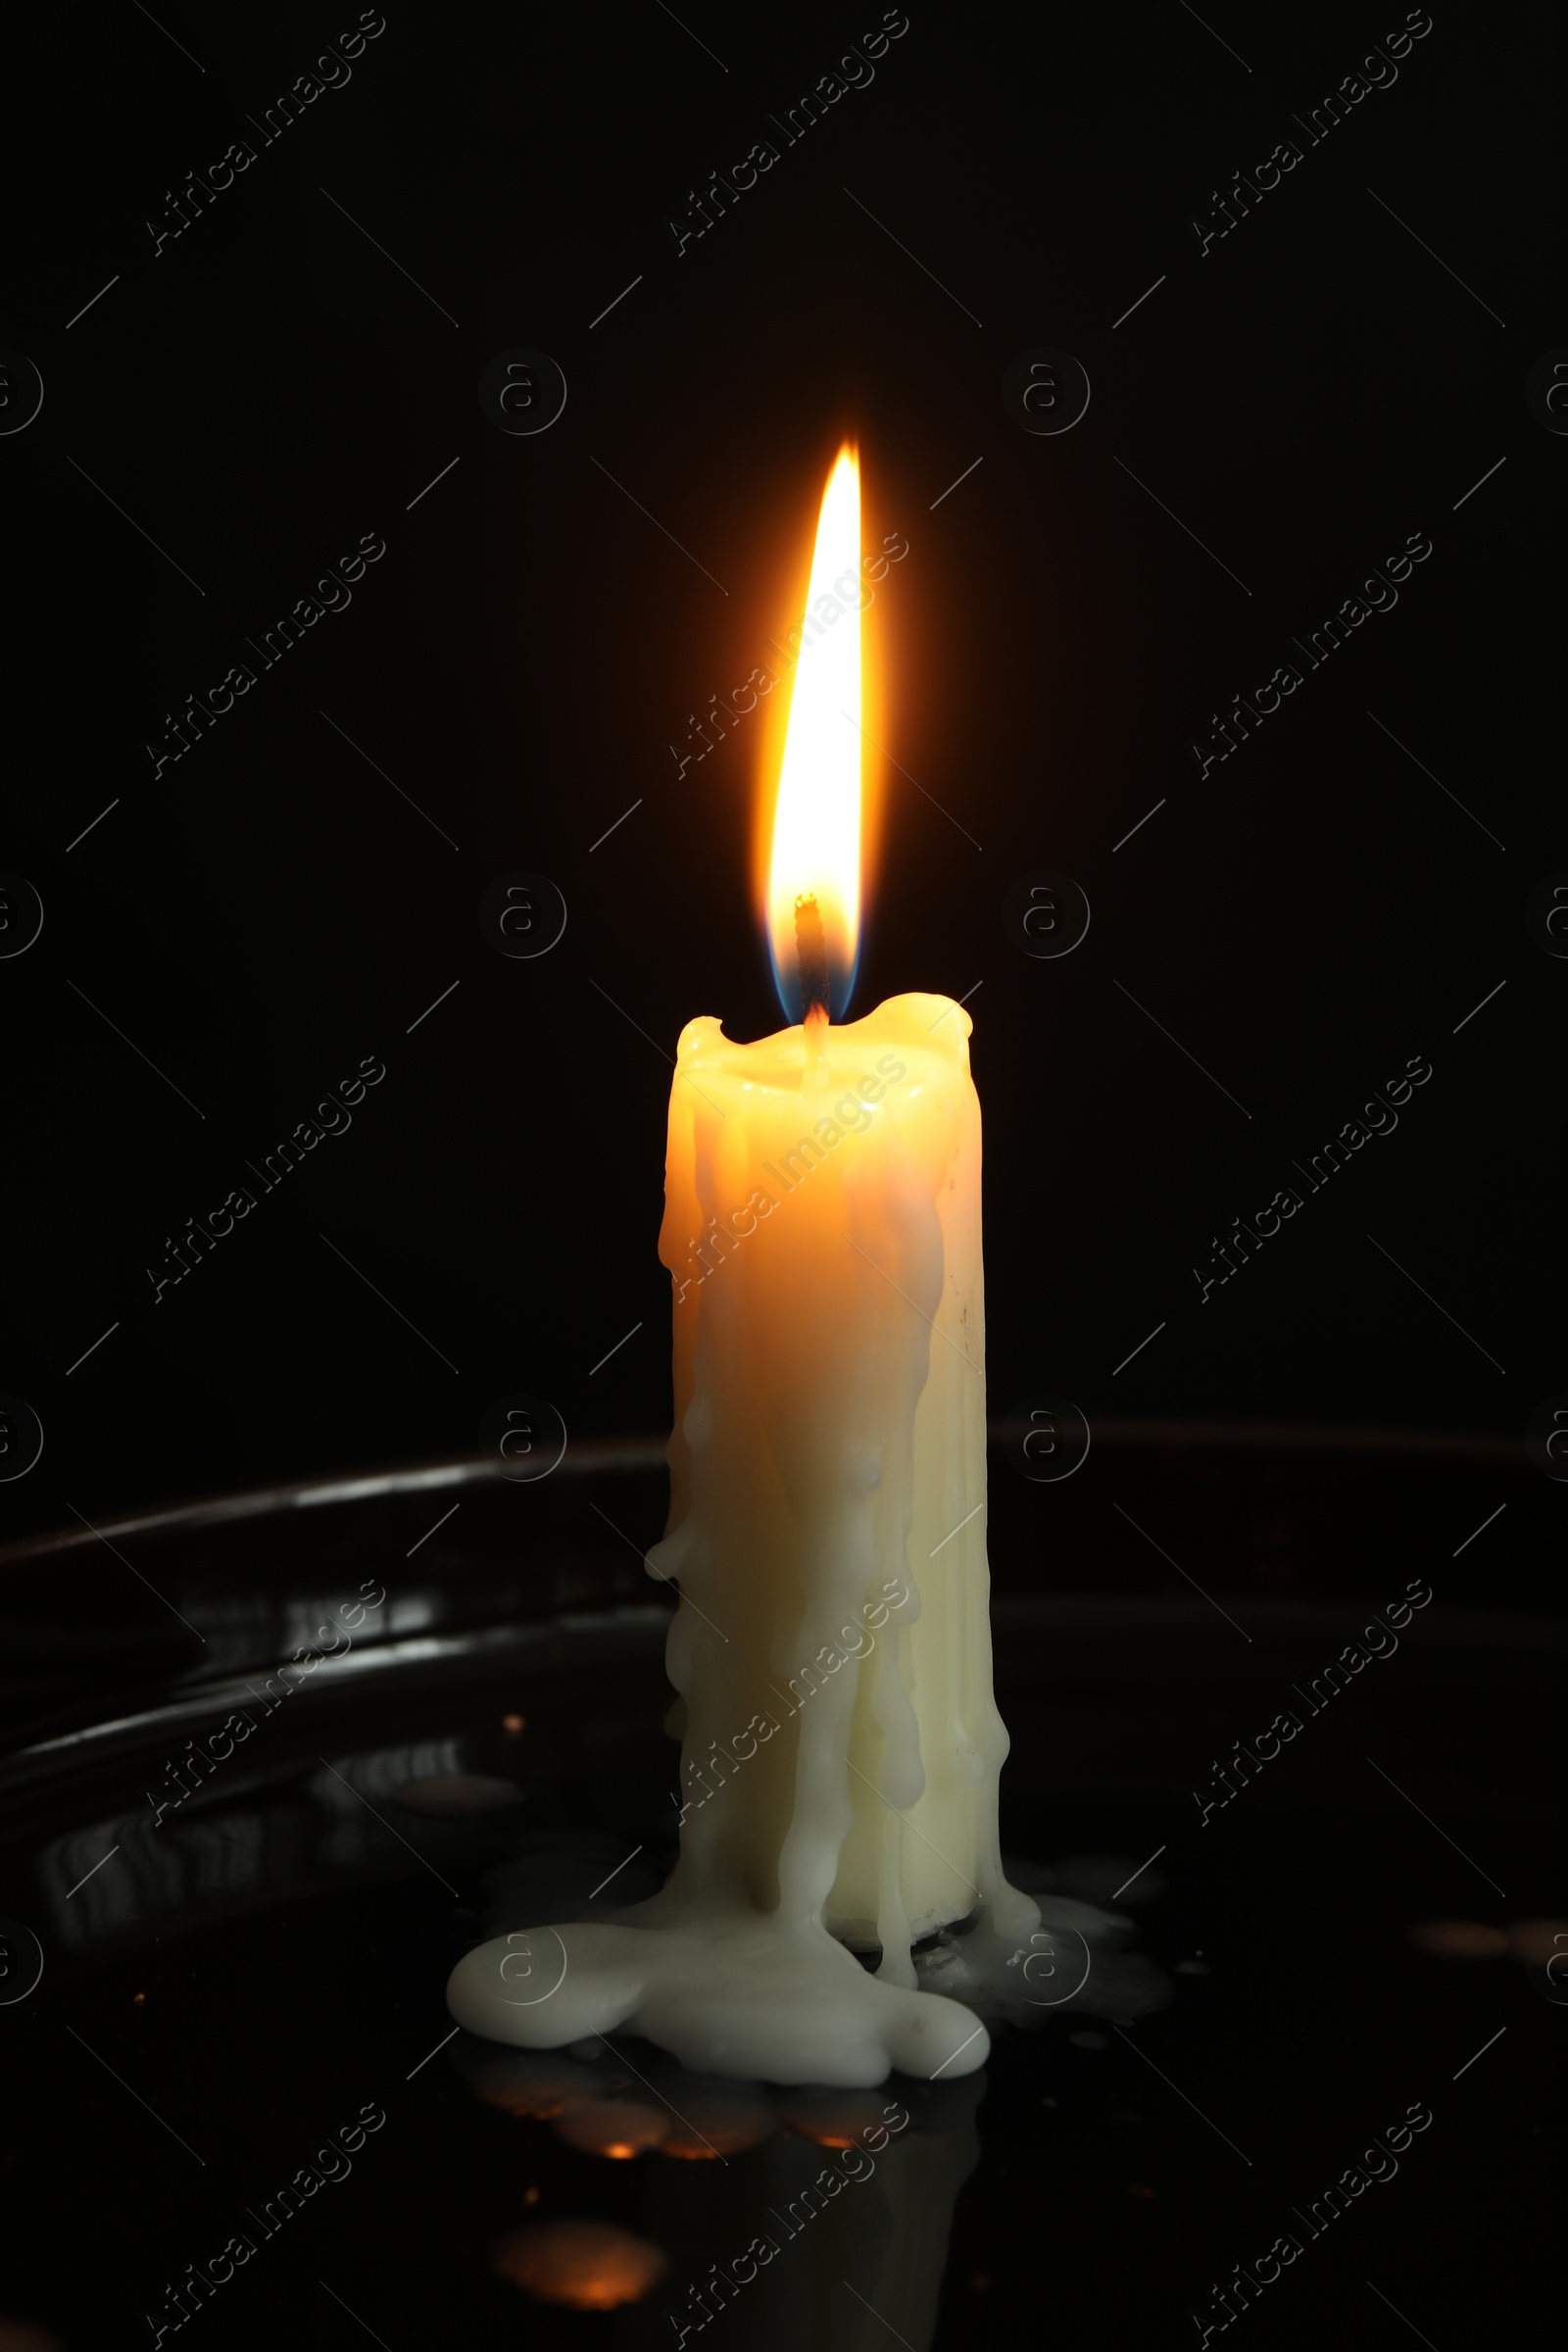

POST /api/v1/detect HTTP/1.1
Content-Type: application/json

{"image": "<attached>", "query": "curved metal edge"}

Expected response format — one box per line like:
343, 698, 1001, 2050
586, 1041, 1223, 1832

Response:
0, 1418, 1526, 1577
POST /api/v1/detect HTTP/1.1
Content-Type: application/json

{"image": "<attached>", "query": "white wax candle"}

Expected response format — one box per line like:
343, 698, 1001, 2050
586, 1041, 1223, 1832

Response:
656, 993, 1034, 1968
449, 993, 1038, 2084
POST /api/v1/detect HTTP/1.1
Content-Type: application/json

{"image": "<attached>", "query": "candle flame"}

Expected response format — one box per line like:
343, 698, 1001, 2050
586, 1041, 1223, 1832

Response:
762, 445, 866, 1021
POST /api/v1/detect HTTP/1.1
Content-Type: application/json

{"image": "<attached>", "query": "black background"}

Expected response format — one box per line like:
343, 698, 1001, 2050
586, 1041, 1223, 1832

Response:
4, 0, 1558, 1536
1, 13, 1563, 2350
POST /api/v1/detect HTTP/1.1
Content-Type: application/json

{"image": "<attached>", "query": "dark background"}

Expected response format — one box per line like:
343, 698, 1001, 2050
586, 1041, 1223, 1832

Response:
3, 0, 1558, 1540
1, 16, 1563, 2349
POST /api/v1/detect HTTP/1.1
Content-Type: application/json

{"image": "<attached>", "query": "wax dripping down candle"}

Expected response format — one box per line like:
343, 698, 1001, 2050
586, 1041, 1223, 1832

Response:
447, 446, 1038, 2085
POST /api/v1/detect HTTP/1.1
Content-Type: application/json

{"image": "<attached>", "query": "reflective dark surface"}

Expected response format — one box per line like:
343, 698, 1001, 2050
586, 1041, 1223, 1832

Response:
0, 1431, 1561, 2348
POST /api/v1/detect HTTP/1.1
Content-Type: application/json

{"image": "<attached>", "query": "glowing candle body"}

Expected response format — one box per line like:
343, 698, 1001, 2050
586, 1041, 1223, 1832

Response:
656, 994, 1027, 1971
447, 995, 1037, 2085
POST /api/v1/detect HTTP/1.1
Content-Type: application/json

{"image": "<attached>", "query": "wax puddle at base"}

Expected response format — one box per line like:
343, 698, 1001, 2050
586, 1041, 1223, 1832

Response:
447, 1835, 1173, 2082
913, 1857, 1174, 2034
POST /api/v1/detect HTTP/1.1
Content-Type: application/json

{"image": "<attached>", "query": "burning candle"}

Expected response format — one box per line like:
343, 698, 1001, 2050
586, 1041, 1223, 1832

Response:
449, 448, 1037, 2084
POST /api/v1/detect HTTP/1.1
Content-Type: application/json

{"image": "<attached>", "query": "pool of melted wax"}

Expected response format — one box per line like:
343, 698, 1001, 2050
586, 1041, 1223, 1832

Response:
445, 1840, 1172, 2085
911, 1858, 1173, 2032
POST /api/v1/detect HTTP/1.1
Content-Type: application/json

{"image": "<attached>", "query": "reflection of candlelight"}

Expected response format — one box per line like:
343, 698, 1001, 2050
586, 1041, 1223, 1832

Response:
467, 2049, 600, 2118
1508, 1917, 1568, 1965
491, 2219, 667, 2310
658, 2090, 776, 2158
1408, 1920, 1508, 1959
394, 1773, 522, 1815
553, 2099, 670, 2158
637, 2078, 985, 2352
777, 2084, 894, 2148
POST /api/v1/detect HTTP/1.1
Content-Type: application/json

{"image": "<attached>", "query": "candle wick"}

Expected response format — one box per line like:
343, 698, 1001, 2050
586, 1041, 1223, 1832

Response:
793, 894, 830, 1026
794, 894, 831, 1086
